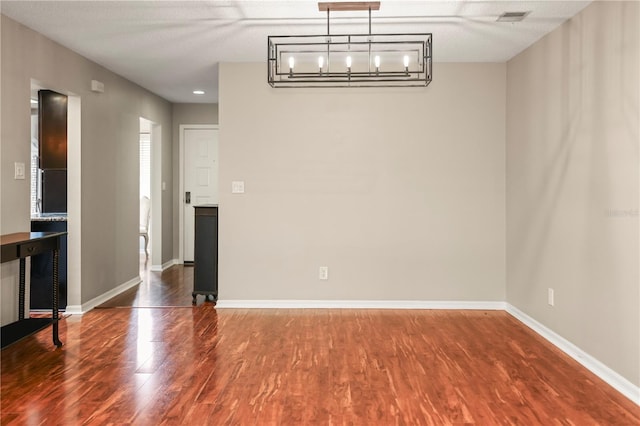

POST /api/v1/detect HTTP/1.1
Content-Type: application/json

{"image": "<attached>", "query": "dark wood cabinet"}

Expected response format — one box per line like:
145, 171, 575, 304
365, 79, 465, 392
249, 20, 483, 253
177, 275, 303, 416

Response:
30, 220, 68, 310
41, 170, 67, 213
192, 205, 218, 304
38, 90, 68, 170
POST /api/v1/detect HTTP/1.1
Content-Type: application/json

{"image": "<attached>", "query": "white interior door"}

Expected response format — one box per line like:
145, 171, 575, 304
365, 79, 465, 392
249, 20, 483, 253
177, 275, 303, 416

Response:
183, 128, 218, 262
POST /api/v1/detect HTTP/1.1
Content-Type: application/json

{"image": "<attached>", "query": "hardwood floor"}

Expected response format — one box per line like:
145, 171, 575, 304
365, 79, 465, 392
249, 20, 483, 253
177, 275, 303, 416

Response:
96, 255, 198, 308
2, 266, 639, 424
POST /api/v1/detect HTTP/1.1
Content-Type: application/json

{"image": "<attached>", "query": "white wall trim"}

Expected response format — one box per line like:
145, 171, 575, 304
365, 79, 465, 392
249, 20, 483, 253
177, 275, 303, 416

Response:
150, 258, 179, 272
506, 304, 640, 406
148, 120, 163, 270
215, 300, 507, 310
66, 93, 82, 315
64, 276, 141, 315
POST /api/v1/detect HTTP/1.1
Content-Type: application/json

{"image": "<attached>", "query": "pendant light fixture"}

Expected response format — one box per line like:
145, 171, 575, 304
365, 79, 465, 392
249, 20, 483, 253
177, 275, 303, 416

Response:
268, 1, 432, 88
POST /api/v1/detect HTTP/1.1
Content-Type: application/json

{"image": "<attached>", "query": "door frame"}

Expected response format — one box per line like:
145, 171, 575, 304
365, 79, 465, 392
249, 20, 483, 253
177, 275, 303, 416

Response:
179, 124, 219, 264
30, 80, 82, 314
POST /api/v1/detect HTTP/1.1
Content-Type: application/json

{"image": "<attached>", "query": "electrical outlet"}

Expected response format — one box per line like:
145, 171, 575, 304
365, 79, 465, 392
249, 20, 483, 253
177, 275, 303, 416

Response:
548, 288, 555, 306
319, 266, 329, 280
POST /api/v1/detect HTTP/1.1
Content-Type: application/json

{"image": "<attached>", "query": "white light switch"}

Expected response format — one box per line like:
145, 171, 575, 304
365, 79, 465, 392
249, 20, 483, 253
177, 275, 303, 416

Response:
319, 266, 329, 280
232, 181, 245, 194
14, 162, 25, 180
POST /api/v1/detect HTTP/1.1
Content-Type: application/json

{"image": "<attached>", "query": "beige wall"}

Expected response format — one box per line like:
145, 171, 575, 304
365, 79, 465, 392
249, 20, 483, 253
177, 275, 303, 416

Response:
506, 1, 639, 386
0, 0, 636, 397
0, 15, 173, 320
219, 62, 506, 301
171, 103, 218, 258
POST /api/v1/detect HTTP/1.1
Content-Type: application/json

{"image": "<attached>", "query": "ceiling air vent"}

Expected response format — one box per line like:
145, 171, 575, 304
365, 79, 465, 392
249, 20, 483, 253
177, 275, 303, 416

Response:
497, 11, 530, 22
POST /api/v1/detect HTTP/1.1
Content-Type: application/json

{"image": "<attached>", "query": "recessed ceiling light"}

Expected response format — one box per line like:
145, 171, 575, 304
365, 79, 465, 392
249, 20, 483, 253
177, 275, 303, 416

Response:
497, 11, 530, 22
193, 90, 205, 95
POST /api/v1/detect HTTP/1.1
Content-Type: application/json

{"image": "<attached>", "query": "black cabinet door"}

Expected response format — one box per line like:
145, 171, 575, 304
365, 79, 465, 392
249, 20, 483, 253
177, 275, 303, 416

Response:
42, 170, 67, 213
30, 221, 68, 310
193, 205, 218, 302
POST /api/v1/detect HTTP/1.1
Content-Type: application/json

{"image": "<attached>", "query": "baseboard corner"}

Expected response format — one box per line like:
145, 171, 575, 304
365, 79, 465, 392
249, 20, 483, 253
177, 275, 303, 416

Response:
505, 303, 640, 406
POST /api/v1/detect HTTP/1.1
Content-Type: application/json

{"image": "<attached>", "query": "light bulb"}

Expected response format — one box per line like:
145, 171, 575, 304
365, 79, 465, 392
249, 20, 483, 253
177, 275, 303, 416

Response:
403, 55, 409, 68
346, 56, 352, 68
374, 56, 381, 68
288, 57, 295, 70
318, 56, 324, 69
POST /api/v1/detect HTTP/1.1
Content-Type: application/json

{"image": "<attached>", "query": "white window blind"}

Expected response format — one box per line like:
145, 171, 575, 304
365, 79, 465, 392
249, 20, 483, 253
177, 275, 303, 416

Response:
30, 151, 39, 215
31, 109, 40, 215
140, 132, 151, 198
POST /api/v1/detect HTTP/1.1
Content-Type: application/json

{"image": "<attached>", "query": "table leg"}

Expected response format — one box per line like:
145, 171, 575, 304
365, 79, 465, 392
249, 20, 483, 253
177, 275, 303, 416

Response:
18, 258, 26, 320
52, 248, 62, 347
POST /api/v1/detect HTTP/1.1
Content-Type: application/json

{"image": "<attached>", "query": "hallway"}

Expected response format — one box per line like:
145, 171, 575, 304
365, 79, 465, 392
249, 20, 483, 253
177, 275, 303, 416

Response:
96, 258, 208, 308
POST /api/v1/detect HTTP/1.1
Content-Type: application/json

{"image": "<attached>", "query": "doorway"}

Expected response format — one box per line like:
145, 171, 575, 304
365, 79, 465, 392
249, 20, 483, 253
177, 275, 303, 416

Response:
139, 117, 162, 271
28, 86, 70, 312
179, 125, 219, 263
27, 79, 81, 315
139, 118, 152, 266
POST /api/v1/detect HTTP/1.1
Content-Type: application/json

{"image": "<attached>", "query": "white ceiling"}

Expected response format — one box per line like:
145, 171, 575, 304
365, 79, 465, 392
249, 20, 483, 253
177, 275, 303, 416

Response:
1, 1, 591, 103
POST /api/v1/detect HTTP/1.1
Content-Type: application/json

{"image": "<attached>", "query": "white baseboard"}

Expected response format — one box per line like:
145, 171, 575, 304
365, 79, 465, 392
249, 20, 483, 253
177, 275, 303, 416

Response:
65, 276, 141, 315
215, 299, 507, 310
506, 304, 640, 406
150, 258, 179, 272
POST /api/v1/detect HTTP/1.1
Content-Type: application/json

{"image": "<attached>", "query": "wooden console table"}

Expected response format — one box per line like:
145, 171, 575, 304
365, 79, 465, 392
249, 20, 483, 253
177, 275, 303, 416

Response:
1, 232, 66, 347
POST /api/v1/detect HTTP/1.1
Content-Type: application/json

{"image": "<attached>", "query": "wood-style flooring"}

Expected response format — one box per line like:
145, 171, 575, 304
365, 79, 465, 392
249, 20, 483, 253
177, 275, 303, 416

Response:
2, 262, 639, 424
96, 256, 198, 308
